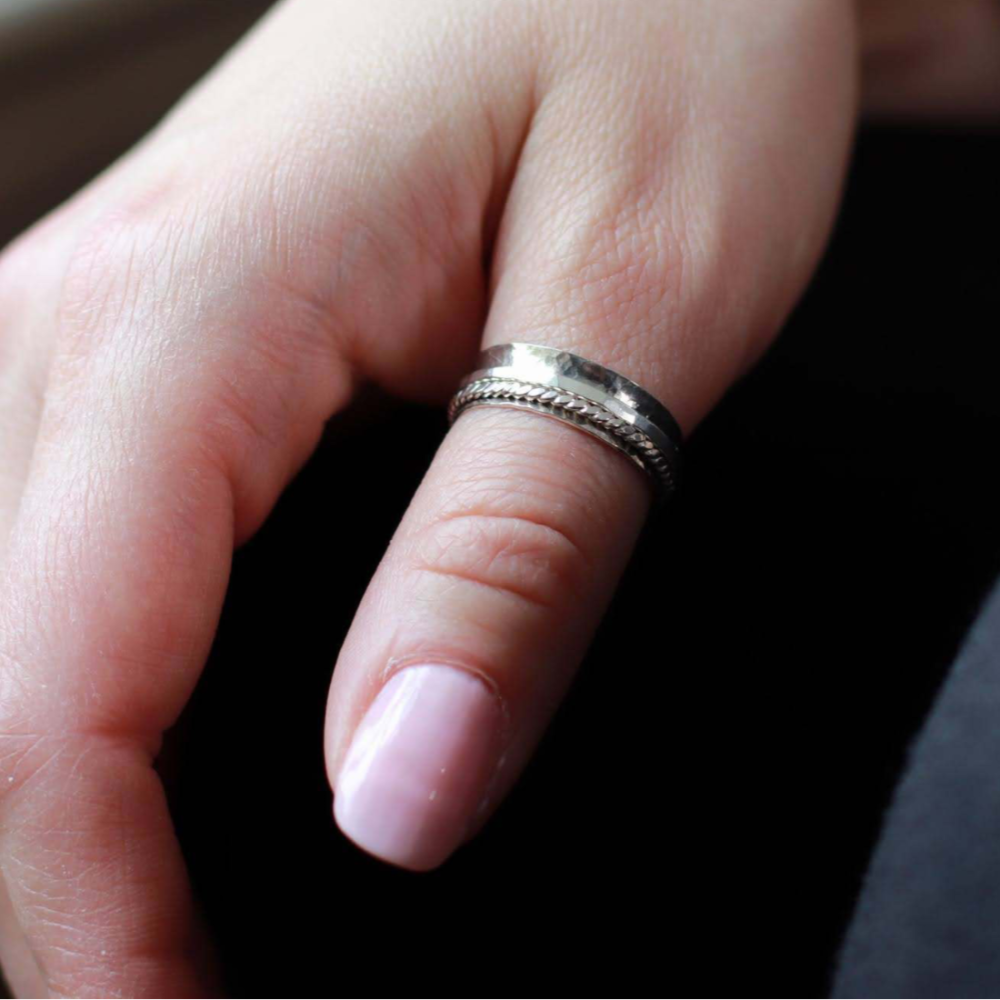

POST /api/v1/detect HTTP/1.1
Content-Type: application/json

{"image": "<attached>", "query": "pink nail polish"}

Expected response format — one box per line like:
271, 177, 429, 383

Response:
333, 665, 503, 871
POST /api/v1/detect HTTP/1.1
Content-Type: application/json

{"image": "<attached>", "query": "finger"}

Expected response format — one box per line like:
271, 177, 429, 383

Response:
0, 246, 47, 999
0, 164, 132, 542
0, 205, 100, 996
0, 213, 79, 544
325, 0, 858, 871
0, 2, 534, 993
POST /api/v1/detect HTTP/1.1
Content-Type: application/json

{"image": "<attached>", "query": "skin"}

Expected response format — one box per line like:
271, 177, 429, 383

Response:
0, 0, 996, 995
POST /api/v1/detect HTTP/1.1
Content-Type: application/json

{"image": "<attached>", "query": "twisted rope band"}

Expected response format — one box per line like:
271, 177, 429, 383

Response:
449, 375, 679, 499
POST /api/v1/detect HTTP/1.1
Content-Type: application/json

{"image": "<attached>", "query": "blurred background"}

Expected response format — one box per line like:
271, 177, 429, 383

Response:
0, 0, 273, 245
2, 1, 999, 996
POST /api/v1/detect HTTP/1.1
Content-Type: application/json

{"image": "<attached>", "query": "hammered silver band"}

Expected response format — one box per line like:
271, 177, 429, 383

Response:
448, 343, 682, 499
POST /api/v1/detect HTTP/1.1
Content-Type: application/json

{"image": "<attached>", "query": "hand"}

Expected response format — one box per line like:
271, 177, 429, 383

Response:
0, 0, 862, 995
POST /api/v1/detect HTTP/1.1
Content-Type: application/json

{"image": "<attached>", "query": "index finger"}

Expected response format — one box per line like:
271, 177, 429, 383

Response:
325, 0, 857, 870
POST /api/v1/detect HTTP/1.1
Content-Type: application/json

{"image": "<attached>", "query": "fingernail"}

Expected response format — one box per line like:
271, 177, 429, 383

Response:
333, 665, 503, 871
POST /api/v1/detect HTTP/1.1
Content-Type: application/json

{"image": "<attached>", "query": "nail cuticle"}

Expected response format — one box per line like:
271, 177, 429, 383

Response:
379, 652, 512, 731
334, 662, 509, 870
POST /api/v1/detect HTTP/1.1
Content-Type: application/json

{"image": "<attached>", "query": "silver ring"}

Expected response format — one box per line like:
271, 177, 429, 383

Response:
448, 343, 682, 500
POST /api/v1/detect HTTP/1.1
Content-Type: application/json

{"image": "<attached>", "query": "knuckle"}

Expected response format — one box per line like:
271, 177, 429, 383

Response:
445, 407, 629, 531
399, 407, 641, 623
47, 155, 224, 385
408, 507, 591, 613
46, 167, 348, 417
53, 201, 182, 372
0, 731, 163, 997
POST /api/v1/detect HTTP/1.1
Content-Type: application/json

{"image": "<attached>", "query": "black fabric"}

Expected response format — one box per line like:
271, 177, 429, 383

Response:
836, 579, 1000, 997
162, 128, 1000, 996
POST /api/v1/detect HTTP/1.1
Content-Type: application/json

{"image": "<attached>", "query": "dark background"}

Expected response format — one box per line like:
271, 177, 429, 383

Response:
3, 3, 999, 997
168, 127, 999, 997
